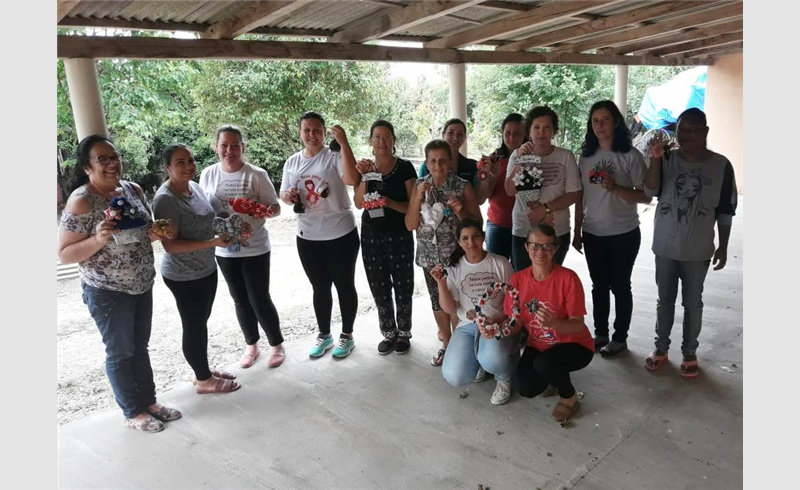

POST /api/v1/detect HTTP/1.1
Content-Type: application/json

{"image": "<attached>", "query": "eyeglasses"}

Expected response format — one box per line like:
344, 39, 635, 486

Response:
525, 242, 556, 252
371, 135, 394, 143
93, 155, 122, 166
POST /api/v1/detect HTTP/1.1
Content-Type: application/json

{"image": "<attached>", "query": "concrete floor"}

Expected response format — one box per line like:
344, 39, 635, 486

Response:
58, 202, 743, 490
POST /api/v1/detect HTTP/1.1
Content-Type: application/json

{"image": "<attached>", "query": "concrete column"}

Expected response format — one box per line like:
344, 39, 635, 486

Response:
614, 64, 629, 117
64, 58, 108, 140
448, 63, 467, 155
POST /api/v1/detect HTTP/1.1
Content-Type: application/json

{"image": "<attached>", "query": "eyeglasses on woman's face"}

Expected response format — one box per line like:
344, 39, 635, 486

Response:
93, 155, 121, 166
526, 241, 556, 252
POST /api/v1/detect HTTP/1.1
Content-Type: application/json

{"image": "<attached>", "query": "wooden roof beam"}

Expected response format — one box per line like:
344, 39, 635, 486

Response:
602, 18, 743, 55
57, 0, 82, 23
426, 0, 623, 49
331, 0, 486, 44
496, 1, 711, 52
57, 34, 711, 66
551, 1, 743, 53
645, 31, 743, 56
668, 40, 743, 59
202, 0, 316, 40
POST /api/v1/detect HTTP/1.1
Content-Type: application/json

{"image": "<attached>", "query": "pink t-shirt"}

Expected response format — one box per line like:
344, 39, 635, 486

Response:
505, 265, 594, 353
486, 156, 515, 229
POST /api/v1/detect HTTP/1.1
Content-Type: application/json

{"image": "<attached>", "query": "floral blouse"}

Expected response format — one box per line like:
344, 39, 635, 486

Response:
59, 181, 155, 295
414, 172, 468, 269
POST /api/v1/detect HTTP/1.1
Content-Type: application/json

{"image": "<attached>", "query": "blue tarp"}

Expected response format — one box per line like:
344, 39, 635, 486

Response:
636, 67, 707, 130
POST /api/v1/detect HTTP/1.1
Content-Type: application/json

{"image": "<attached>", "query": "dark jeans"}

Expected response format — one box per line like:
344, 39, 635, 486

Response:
217, 252, 284, 347
582, 227, 641, 342
297, 228, 360, 335
517, 343, 593, 399
82, 283, 156, 419
361, 222, 414, 338
163, 271, 218, 381
511, 232, 570, 272
485, 220, 512, 260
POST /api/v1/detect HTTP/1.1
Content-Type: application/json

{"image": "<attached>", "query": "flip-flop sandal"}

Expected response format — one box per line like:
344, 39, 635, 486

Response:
645, 352, 668, 371
197, 377, 241, 395
192, 370, 236, 385
239, 349, 260, 368
680, 359, 700, 378
147, 405, 182, 422
125, 415, 164, 433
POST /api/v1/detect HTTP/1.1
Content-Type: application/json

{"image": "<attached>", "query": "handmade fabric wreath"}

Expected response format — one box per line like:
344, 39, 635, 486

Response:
229, 197, 272, 219
151, 219, 171, 237
474, 282, 520, 340
212, 213, 253, 252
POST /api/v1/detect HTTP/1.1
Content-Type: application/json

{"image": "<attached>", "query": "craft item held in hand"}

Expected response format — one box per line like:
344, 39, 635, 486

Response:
104, 195, 148, 245
229, 197, 271, 218
151, 219, 171, 238
212, 213, 253, 252
588, 161, 614, 184
474, 282, 522, 340
363, 191, 387, 218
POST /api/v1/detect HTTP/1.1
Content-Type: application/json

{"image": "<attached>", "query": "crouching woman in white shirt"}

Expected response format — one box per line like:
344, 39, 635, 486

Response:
431, 218, 519, 406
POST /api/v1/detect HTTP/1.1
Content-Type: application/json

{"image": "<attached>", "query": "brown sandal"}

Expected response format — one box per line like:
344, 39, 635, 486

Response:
196, 377, 242, 395
125, 415, 165, 433
146, 405, 182, 422
552, 400, 580, 423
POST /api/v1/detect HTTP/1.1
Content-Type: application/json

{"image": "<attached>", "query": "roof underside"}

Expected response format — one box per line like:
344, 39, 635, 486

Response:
57, 0, 744, 66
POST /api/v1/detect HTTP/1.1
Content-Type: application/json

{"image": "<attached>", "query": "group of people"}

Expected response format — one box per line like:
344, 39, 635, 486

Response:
57, 101, 737, 433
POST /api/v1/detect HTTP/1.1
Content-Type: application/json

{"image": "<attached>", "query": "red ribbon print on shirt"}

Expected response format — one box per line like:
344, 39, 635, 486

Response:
304, 179, 320, 205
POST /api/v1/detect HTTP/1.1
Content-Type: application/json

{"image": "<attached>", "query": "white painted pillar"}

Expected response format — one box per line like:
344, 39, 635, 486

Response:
448, 63, 467, 155
614, 64, 629, 117
64, 58, 108, 139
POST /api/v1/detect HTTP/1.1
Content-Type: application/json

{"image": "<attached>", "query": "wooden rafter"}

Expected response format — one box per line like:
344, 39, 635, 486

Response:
331, 0, 486, 44
425, 0, 623, 49
496, 1, 711, 52
57, 35, 710, 66
57, 0, 81, 23
646, 31, 743, 56
202, 0, 315, 40
671, 41, 743, 58
602, 18, 743, 55
551, 1, 743, 53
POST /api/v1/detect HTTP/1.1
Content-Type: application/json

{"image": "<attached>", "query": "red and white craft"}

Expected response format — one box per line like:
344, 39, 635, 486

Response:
474, 282, 520, 340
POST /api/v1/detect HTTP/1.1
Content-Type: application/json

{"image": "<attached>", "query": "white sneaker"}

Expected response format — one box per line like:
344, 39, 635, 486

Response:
491, 379, 511, 405
474, 367, 487, 383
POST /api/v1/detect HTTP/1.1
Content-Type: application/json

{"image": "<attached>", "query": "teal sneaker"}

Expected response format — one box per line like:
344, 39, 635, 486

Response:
309, 335, 334, 358
331, 334, 355, 358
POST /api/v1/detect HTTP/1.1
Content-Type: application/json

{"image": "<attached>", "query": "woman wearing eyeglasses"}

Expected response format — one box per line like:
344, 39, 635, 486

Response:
353, 120, 417, 355
58, 134, 180, 433
508, 224, 594, 424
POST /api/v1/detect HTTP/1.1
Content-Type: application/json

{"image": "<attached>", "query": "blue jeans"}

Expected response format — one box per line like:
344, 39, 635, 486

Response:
654, 255, 710, 356
82, 283, 156, 418
485, 220, 512, 260
442, 322, 521, 385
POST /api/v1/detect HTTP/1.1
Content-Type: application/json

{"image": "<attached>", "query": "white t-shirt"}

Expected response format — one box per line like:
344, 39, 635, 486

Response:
578, 149, 647, 236
506, 146, 581, 238
280, 146, 356, 241
198, 162, 279, 258
446, 252, 514, 327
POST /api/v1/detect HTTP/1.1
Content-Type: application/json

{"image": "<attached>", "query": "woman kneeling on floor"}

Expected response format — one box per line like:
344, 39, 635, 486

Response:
509, 224, 594, 424
432, 218, 518, 406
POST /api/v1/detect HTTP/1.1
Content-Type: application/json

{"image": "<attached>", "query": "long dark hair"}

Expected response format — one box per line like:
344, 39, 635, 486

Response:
496, 113, 524, 158
69, 134, 113, 192
447, 217, 485, 266
580, 100, 632, 157
161, 143, 193, 182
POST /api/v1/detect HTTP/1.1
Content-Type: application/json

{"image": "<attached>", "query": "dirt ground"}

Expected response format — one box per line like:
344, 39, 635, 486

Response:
57, 209, 429, 426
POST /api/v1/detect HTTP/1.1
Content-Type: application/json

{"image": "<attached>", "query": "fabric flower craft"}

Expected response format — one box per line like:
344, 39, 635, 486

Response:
212, 213, 253, 252
229, 197, 272, 218
474, 282, 524, 340
151, 219, 171, 238
588, 161, 615, 184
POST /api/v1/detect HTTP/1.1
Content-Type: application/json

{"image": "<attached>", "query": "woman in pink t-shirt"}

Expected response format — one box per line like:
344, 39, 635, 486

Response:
475, 113, 526, 260
505, 224, 594, 424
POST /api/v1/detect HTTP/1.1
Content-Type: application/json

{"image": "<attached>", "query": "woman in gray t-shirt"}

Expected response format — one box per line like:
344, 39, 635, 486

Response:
153, 144, 240, 395
573, 101, 652, 358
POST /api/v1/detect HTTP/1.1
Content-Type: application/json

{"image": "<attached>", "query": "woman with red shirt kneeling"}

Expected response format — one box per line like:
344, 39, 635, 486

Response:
505, 224, 594, 424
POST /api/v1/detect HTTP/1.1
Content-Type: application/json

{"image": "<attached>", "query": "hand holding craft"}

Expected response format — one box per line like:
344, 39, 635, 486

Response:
330, 125, 349, 147
517, 141, 535, 156
356, 159, 374, 175
474, 282, 521, 340
429, 264, 447, 283
446, 197, 463, 216
95, 219, 119, 245
534, 306, 556, 329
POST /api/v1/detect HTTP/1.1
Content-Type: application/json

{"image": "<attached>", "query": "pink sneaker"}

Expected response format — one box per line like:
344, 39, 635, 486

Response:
267, 346, 286, 368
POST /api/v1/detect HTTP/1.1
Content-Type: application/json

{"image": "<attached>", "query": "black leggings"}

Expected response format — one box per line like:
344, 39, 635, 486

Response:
361, 222, 414, 338
511, 232, 570, 272
163, 271, 218, 381
517, 343, 593, 399
216, 252, 284, 347
297, 228, 360, 335
583, 227, 641, 342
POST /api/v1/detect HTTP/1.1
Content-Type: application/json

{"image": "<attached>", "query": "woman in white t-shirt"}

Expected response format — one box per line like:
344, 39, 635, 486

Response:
573, 100, 651, 358
505, 106, 581, 271
199, 125, 285, 370
431, 218, 518, 406
279, 111, 362, 360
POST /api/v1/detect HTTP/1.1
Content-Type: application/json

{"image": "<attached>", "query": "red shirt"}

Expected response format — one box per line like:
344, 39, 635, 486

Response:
504, 265, 594, 353
486, 156, 515, 229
